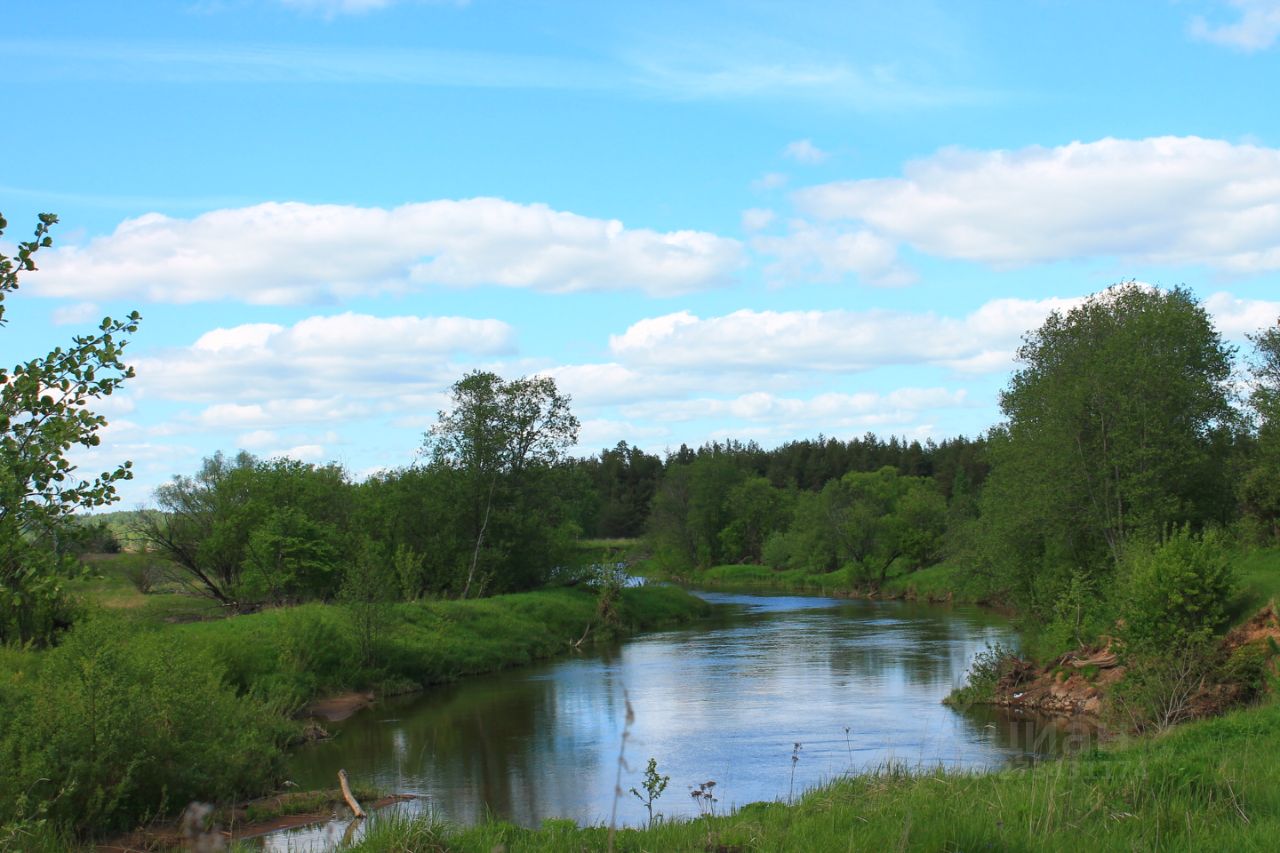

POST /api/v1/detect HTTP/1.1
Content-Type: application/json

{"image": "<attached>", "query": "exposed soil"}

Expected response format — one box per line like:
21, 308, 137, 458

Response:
303, 690, 376, 722
990, 642, 1125, 716
988, 604, 1280, 720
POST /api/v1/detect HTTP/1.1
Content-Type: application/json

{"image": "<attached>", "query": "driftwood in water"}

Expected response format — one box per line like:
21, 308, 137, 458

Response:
338, 769, 366, 819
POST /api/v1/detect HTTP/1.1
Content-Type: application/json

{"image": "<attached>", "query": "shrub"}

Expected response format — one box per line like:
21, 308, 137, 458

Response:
1118, 528, 1234, 655
1114, 528, 1236, 730
944, 642, 1019, 708
0, 614, 286, 834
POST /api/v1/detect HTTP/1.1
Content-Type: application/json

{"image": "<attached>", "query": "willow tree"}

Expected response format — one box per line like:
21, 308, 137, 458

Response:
979, 284, 1236, 615
0, 213, 139, 643
425, 371, 579, 597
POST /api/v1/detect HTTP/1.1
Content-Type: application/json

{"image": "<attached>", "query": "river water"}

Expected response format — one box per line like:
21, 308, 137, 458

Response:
263, 590, 1085, 850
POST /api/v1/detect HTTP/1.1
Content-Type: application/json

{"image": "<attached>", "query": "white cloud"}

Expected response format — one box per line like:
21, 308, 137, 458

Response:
620, 388, 969, 425
752, 172, 789, 191
741, 208, 776, 232
134, 312, 513, 406
32, 199, 744, 304
51, 301, 100, 326
752, 220, 915, 286
795, 136, 1280, 274
607, 297, 1085, 375
265, 443, 327, 462
782, 139, 830, 164
1189, 1, 1280, 51
574, 418, 672, 451
1204, 291, 1280, 336
237, 429, 279, 449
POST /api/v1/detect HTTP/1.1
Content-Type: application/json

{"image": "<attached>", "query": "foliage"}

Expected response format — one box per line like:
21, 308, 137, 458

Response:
717, 476, 789, 564
647, 454, 752, 570
138, 452, 350, 605
1241, 320, 1280, 541
0, 212, 139, 644
425, 371, 580, 597
630, 757, 670, 828
979, 284, 1237, 618
0, 614, 285, 834
1118, 528, 1234, 655
1113, 529, 1236, 730
944, 642, 1019, 708
341, 538, 396, 668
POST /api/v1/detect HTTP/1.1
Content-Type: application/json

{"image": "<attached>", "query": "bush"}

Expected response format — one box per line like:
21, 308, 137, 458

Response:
944, 642, 1019, 708
0, 614, 286, 834
1119, 528, 1234, 655
1114, 529, 1236, 730
761, 531, 793, 570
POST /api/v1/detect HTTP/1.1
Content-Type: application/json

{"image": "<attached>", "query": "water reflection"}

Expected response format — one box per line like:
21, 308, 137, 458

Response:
273, 591, 1088, 848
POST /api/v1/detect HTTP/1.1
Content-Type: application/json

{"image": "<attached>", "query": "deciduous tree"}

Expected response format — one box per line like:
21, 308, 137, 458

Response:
425, 371, 579, 597
0, 213, 139, 644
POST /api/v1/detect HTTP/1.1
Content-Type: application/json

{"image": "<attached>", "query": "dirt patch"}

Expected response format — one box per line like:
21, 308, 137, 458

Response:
990, 604, 1280, 720
303, 691, 375, 722
991, 641, 1125, 716
1225, 603, 1280, 650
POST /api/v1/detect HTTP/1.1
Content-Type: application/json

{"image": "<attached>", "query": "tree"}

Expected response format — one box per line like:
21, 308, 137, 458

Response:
813, 467, 945, 586
138, 452, 350, 605
0, 213, 139, 644
979, 284, 1236, 616
425, 371, 579, 597
1240, 319, 1280, 541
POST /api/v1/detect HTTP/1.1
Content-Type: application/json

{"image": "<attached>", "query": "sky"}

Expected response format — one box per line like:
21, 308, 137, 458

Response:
4, 0, 1280, 507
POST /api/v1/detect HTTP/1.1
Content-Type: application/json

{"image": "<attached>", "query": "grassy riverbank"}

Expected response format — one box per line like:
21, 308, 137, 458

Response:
673, 559, 989, 603
345, 694, 1280, 852
675, 547, 1280, 612
0, 560, 709, 842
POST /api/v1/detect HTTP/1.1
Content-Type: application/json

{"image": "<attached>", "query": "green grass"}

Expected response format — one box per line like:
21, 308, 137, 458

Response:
346, 696, 1280, 852
882, 560, 991, 604
694, 563, 858, 594
685, 560, 988, 603
51, 583, 710, 713
1230, 547, 1280, 623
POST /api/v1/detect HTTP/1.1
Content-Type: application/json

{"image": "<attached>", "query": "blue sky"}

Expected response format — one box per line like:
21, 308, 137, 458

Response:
3, 0, 1280, 506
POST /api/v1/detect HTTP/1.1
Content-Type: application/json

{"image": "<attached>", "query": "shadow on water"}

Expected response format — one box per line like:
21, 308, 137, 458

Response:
263, 590, 1091, 850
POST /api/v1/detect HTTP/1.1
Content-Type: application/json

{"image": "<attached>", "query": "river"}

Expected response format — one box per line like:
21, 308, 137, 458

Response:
263, 589, 1085, 849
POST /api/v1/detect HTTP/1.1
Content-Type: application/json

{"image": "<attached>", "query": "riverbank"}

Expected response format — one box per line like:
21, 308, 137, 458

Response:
0, 570, 711, 846
667, 559, 990, 604
344, 694, 1280, 851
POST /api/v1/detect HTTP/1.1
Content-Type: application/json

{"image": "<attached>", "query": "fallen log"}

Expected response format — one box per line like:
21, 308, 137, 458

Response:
338, 769, 365, 819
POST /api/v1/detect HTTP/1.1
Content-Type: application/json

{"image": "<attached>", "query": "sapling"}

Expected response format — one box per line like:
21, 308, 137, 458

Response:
630, 757, 670, 827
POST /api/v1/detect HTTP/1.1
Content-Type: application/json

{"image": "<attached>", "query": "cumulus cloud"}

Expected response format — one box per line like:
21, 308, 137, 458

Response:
1204, 292, 1280, 336
782, 139, 830, 164
607, 297, 1086, 375
32, 199, 743, 304
752, 220, 915, 286
795, 136, 1280, 274
1189, 1, 1280, 51
133, 312, 513, 406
